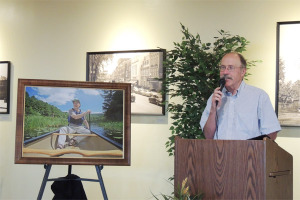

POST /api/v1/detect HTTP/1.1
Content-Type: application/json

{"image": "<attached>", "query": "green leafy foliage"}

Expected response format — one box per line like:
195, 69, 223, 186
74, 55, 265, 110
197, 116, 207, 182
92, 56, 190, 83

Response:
24, 115, 67, 138
25, 92, 66, 117
102, 90, 124, 121
152, 177, 204, 200
163, 24, 259, 156
24, 92, 68, 139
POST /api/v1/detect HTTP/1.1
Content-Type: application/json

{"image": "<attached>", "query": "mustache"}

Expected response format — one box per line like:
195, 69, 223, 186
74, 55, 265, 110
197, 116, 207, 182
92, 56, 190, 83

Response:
221, 75, 233, 80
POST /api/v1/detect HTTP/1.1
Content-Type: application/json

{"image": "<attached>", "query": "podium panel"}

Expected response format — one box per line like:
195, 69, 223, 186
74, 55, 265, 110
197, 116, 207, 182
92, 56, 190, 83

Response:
174, 137, 292, 199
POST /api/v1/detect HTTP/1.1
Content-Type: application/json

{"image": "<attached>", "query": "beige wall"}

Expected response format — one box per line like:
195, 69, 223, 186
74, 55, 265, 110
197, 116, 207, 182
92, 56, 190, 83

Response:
0, 0, 299, 199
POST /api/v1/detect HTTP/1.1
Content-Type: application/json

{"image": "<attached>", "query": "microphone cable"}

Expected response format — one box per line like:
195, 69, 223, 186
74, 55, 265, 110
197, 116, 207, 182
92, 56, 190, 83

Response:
215, 108, 219, 139
215, 78, 226, 139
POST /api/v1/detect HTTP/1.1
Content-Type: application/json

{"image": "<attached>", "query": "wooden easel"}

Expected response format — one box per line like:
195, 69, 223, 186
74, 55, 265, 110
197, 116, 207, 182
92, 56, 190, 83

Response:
37, 164, 108, 200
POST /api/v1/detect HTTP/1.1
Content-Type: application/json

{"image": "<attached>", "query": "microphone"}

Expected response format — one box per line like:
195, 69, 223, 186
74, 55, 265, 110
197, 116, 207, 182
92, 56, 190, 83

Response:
219, 77, 226, 91
216, 77, 226, 106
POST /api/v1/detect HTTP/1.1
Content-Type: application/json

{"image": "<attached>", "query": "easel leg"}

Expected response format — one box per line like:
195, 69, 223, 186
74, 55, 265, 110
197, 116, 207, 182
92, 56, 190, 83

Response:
37, 165, 108, 200
37, 164, 52, 200
68, 165, 72, 175
95, 165, 108, 200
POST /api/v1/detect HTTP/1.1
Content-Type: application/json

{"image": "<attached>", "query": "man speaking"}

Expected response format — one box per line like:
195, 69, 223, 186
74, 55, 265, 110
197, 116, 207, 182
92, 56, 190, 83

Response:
200, 52, 281, 140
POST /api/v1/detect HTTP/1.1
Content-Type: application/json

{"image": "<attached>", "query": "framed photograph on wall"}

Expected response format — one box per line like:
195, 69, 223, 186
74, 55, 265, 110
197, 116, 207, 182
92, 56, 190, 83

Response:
86, 49, 166, 115
0, 61, 11, 114
15, 79, 131, 165
276, 21, 300, 126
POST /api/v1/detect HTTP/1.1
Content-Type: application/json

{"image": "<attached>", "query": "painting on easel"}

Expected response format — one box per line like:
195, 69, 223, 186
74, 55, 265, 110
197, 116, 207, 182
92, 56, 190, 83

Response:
15, 79, 131, 165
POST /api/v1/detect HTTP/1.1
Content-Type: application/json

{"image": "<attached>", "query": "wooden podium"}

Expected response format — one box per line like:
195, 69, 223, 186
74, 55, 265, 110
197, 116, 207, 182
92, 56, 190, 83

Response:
174, 137, 293, 199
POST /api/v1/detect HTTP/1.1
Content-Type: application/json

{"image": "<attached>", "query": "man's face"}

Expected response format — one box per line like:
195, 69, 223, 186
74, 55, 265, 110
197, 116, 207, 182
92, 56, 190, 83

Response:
220, 53, 246, 91
73, 101, 80, 109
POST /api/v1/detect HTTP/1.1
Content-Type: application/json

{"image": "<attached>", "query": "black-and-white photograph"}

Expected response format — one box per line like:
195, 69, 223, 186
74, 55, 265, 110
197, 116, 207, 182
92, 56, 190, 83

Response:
0, 61, 10, 114
276, 21, 300, 126
86, 49, 166, 115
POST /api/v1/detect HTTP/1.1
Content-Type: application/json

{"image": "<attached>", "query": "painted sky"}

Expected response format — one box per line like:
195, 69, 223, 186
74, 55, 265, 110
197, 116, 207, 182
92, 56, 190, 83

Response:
25, 86, 106, 113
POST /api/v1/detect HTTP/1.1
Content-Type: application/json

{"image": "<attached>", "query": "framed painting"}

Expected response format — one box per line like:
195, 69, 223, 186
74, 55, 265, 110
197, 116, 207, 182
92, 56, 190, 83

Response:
15, 79, 131, 165
276, 21, 300, 126
86, 49, 166, 115
0, 61, 11, 114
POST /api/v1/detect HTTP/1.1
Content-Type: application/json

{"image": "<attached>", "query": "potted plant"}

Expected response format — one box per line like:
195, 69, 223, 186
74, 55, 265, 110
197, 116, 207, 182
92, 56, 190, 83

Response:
163, 23, 258, 156
152, 177, 204, 200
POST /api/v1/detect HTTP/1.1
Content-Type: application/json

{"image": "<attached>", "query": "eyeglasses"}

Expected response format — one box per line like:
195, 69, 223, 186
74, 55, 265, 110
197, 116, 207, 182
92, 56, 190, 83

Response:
219, 65, 242, 72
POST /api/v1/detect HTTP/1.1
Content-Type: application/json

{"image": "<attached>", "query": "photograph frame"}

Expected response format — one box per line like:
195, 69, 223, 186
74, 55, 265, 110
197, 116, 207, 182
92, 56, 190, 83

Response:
0, 61, 11, 114
86, 49, 166, 116
276, 21, 300, 126
15, 79, 131, 165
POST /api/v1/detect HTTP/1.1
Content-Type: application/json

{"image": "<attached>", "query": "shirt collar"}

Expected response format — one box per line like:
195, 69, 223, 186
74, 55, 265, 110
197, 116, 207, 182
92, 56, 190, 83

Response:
225, 80, 245, 97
